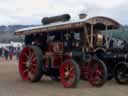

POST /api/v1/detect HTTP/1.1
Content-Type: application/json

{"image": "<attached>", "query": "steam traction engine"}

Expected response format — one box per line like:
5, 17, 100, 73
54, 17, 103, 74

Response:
15, 14, 128, 88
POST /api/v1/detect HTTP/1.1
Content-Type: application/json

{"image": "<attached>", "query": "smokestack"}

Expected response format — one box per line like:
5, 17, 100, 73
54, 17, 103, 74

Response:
79, 13, 87, 19
42, 14, 71, 25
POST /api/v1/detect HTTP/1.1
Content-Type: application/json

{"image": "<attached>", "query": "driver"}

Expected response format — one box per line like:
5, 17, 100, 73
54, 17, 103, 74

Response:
96, 33, 104, 46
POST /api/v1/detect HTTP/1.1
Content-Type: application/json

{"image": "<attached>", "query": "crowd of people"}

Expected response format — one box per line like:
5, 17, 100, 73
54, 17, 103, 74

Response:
0, 46, 21, 60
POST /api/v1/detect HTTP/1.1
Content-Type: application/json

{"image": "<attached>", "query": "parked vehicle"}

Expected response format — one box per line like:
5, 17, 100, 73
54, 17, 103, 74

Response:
15, 14, 128, 88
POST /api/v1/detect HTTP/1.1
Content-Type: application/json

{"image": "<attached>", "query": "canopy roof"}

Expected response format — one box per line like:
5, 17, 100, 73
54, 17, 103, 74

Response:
86, 16, 121, 30
15, 16, 121, 36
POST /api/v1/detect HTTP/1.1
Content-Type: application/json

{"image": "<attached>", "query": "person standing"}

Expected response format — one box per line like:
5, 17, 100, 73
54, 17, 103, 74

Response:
9, 49, 13, 60
16, 47, 21, 60
4, 48, 9, 60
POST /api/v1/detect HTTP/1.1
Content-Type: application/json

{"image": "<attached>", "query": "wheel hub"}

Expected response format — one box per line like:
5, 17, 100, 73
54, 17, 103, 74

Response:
65, 71, 69, 77
26, 55, 33, 66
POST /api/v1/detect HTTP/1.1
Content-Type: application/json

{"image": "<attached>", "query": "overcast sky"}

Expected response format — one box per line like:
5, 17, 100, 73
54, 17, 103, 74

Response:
0, 0, 128, 25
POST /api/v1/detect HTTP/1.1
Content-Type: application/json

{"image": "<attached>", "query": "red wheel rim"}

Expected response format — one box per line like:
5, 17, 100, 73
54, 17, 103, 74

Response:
60, 60, 75, 87
88, 60, 104, 85
19, 47, 38, 81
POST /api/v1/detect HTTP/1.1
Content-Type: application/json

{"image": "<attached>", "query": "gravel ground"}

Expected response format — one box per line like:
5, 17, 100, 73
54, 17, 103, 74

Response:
0, 59, 127, 96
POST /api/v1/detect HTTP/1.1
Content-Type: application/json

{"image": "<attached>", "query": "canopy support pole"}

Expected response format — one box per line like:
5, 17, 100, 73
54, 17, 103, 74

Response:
84, 25, 90, 47
91, 23, 94, 48
105, 25, 109, 48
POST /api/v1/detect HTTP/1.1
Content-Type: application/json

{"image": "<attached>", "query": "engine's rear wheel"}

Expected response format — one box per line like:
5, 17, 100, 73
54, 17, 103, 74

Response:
114, 62, 128, 84
19, 46, 44, 82
60, 59, 80, 88
88, 58, 107, 87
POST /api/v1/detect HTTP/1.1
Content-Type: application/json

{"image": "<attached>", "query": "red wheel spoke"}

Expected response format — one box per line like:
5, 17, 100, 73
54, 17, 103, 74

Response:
30, 63, 37, 74
29, 50, 32, 57
32, 64, 37, 67
64, 75, 68, 80
23, 69, 29, 74
24, 53, 30, 59
66, 64, 69, 71
22, 61, 27, 65
69, 66, 74, 72
28, 71, 33, 79
69, 71, 74, 78
30, 68, 35, 74
95, 65, 104, 78
32, 57, 36, 62
30, 53, 35, 59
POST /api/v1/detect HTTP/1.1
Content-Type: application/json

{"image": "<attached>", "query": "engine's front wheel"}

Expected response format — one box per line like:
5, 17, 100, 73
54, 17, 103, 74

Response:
60, 59, 80, 88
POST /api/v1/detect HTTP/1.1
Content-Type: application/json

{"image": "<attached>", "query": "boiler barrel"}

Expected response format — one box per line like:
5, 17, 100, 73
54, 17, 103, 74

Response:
102, 53, 128, 61
42, 14, 71, 25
